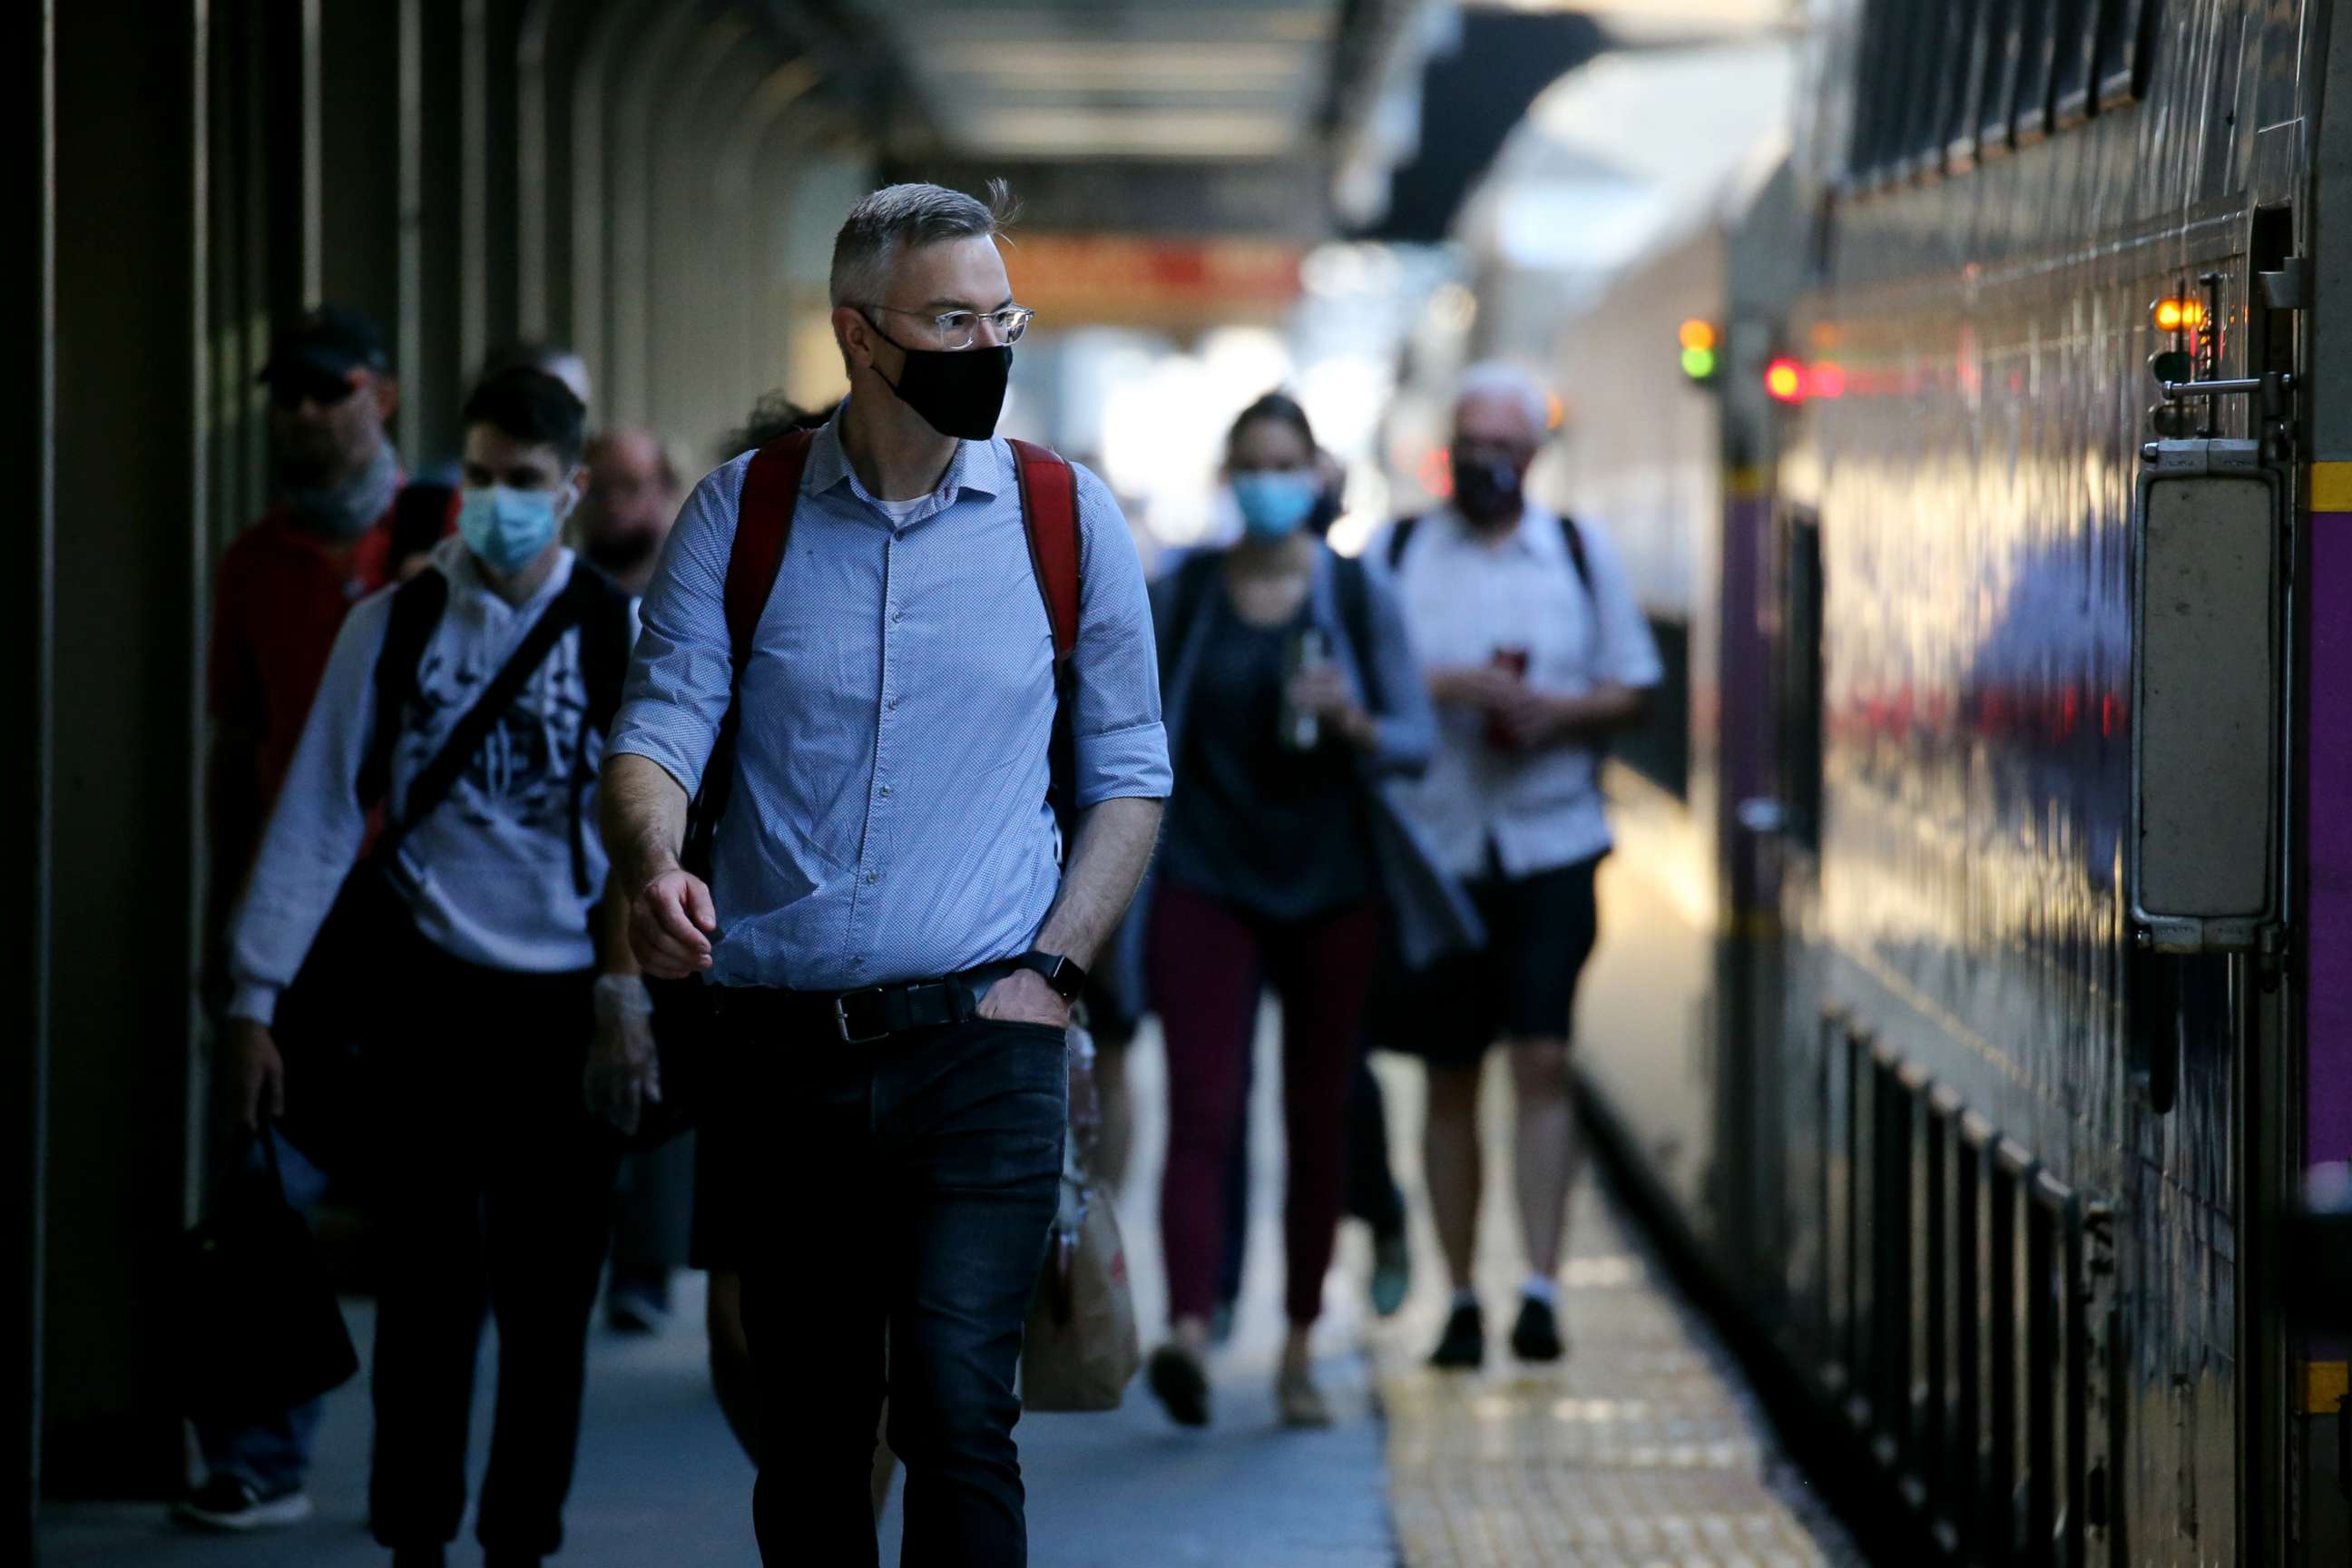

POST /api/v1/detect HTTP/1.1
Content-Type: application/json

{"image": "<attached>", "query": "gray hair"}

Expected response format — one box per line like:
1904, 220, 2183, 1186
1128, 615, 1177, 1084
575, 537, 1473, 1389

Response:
828, 181, 1018, 309
1455, 359, 1552, 441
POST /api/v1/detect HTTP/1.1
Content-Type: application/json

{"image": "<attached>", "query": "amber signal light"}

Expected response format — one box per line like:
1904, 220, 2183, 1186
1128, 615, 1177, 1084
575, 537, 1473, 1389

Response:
2152, 297, 2207, 333
1764, 358, 1805, 404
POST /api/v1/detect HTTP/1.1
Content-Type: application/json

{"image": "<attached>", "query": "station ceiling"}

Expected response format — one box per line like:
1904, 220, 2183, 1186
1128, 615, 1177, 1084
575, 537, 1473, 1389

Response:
838, 0, 1349, 162
814, 1, 1794, 242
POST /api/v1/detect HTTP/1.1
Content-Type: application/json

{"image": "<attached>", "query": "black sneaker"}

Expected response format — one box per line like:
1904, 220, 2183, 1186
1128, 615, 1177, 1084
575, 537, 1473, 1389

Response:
1510, 1293, 1565, 1362
1147, 1342, 1211, 1426
172, 1474, 314, 1532
1428, 1300, 1485, 1369
389, 1550, 446, 1568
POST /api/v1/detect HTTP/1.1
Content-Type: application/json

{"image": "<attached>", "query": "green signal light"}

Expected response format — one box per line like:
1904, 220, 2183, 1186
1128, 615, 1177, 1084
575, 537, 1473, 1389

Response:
1681, 346, 1717, 380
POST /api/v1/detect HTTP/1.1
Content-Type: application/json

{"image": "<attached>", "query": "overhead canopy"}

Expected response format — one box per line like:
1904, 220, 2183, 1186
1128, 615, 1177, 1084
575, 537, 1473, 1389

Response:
836, 0, 1350, 160
1454, 38, 1796, 284
1336, 0, 1795, 242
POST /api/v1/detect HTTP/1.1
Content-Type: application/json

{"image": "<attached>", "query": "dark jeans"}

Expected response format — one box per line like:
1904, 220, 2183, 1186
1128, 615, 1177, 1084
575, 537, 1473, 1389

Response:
720, 1014, 1067, 1568
364, 947, 620, 1558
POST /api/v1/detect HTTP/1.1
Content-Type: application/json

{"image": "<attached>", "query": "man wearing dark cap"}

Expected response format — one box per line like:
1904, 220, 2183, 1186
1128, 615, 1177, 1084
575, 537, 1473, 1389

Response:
181, 304, 416, 1533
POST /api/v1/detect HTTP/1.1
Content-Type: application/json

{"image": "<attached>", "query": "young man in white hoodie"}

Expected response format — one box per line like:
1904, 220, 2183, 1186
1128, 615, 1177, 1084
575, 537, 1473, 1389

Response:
223, 365, 636, 1568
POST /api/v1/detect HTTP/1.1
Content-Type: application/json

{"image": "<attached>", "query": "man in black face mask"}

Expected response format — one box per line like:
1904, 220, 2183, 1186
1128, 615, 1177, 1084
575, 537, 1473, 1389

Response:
1373, 361, 1661, 1375
601, 181, 1168, 1566
574, 428, 680, 601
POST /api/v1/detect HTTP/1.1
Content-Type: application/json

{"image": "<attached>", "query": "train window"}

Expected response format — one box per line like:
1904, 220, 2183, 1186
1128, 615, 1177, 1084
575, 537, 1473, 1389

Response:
1976, 0, 2022, 159
1936, 0, 1988, 171
1849, 0, 1903, 181
2092, 0, 2152, 109
1616, 614, 1690, 800
2012, 0, 2057, 146
2052, 0, 2096, 129
1896, 0, 1951, 176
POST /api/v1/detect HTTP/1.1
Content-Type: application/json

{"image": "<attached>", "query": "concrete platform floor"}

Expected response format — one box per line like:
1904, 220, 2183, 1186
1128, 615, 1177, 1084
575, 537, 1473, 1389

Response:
37, 1017, 1392, 1568
37, 1014, 1861, 1568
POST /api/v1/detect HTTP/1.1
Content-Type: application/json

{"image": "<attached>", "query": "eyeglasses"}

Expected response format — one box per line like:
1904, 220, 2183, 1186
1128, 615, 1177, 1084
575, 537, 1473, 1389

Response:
270, 369, 362, 410
861, 303, 1035, 350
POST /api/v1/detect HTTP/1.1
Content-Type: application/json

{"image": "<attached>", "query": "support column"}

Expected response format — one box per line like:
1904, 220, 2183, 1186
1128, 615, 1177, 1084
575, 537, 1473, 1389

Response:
4, 0, 54, 1553
46, 0, 207, 1497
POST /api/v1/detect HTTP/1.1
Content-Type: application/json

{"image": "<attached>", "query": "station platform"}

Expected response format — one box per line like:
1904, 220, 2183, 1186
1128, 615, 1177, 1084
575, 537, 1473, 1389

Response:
36, 1029, 1860, 1567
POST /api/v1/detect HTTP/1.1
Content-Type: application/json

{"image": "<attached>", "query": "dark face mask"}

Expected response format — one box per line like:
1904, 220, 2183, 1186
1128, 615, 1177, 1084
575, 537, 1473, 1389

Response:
585, 527, 662, 576
869, 318, 1012, 441
1451, 447, 1524, 524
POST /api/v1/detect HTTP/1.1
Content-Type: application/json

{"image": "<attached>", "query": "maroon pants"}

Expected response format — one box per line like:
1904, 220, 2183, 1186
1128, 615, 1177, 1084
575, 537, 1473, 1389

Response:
1147, 884, 1382, 1328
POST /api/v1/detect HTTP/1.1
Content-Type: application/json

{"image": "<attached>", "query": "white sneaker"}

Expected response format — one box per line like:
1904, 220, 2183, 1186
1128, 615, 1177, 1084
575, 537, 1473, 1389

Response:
172, 1475, 315, 1532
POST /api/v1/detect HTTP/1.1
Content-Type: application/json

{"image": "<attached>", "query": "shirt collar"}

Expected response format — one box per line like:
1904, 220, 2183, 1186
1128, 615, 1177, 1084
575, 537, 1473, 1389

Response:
1440, 499, 1549, 557
802, 398, 1010, 511
433, 534, 576, 612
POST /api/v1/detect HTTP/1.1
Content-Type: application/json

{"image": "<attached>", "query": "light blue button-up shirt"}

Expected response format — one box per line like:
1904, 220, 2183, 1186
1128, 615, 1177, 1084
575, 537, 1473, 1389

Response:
608, 409, 1171, 992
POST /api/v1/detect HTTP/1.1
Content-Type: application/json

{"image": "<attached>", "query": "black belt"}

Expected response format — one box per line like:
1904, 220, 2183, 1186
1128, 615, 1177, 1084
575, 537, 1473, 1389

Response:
720, 960, 1020, 1045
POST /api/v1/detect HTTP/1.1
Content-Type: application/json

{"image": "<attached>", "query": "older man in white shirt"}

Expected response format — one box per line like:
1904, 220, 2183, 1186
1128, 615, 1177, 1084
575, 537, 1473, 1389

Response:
1372, 361, 1661, 1371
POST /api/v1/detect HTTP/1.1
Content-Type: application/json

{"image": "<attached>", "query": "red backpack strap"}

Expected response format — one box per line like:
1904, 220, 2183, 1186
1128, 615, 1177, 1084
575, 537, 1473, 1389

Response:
1007, 438, 1080, 665
728, 430, 815, 660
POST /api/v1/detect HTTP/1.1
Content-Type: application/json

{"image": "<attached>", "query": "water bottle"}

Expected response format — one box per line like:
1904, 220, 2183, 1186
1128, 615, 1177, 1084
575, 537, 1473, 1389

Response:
1281, 627, 1331, 751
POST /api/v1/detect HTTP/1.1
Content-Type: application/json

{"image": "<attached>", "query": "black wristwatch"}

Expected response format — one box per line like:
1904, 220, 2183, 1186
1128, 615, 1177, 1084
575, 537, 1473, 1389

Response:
1015, 950, 1088, 1002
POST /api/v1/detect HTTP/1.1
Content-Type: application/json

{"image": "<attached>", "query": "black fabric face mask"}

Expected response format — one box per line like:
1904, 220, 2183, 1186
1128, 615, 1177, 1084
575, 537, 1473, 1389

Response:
869, 320, 1012, 441
585, 527, 662, 576
1451, 449, 1524, 524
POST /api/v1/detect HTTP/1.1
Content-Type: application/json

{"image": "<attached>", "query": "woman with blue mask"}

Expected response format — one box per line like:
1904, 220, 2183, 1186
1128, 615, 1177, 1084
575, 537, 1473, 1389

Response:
1128, 392, 1473, 1431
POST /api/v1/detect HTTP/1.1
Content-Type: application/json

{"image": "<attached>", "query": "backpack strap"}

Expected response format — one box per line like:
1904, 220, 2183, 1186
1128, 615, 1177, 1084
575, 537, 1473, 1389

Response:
1331, 553, 1382, 717
1006, 438, 1083, 837
685, 430, 814, 877
387, 480, 456, 569
378, 564, 602, 863
1559, 514, 1593, 598
358, 570, 451, 811
1163, 549, 1221, 665
1385, 514, 1423, 573
1008, 438, 1080, 665
728, 432, 815, 659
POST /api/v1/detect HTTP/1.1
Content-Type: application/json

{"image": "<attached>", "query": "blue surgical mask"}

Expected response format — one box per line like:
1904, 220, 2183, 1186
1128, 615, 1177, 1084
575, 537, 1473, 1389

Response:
457, 484, 564, 574
1232, 471, 1320, 543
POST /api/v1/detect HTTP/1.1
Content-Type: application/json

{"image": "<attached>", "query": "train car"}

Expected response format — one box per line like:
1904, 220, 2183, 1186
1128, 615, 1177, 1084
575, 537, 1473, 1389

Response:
1495, 4, 2352, 1564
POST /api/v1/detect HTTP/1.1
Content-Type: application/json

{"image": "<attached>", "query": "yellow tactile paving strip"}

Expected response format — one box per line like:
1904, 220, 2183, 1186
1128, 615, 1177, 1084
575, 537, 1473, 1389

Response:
1375, 1186, 1853, 1568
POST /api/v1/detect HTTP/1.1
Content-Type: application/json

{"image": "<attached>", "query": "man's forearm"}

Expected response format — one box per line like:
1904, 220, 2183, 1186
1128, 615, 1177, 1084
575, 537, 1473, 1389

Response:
601, 751, 693, 896
1035, 796, 1163, 968
1548, 684, 1648, 741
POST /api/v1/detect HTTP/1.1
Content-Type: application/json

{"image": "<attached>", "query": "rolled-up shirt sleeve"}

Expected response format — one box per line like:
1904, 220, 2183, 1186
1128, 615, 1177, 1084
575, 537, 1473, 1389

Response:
1581, 519, 1665, 691
1069, 465, 1171, 807
607, 455, 749, 796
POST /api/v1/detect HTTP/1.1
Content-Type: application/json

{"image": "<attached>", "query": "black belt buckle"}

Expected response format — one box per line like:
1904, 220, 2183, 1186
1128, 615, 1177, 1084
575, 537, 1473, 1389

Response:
832, 987, 891, 1045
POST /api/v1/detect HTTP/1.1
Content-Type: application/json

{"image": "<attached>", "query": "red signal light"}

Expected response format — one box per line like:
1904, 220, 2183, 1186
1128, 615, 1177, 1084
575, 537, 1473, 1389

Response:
1807, 361, 1846, 399
1764, 358, 1805, 403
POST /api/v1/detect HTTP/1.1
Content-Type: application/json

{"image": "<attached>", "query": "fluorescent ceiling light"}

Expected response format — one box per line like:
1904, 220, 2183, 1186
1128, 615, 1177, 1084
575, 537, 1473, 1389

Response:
958, 107, 1299, 158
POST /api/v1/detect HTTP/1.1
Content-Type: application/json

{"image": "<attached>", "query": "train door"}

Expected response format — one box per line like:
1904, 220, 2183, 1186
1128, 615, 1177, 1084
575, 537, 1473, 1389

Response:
2126, 217, 2303, 1564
